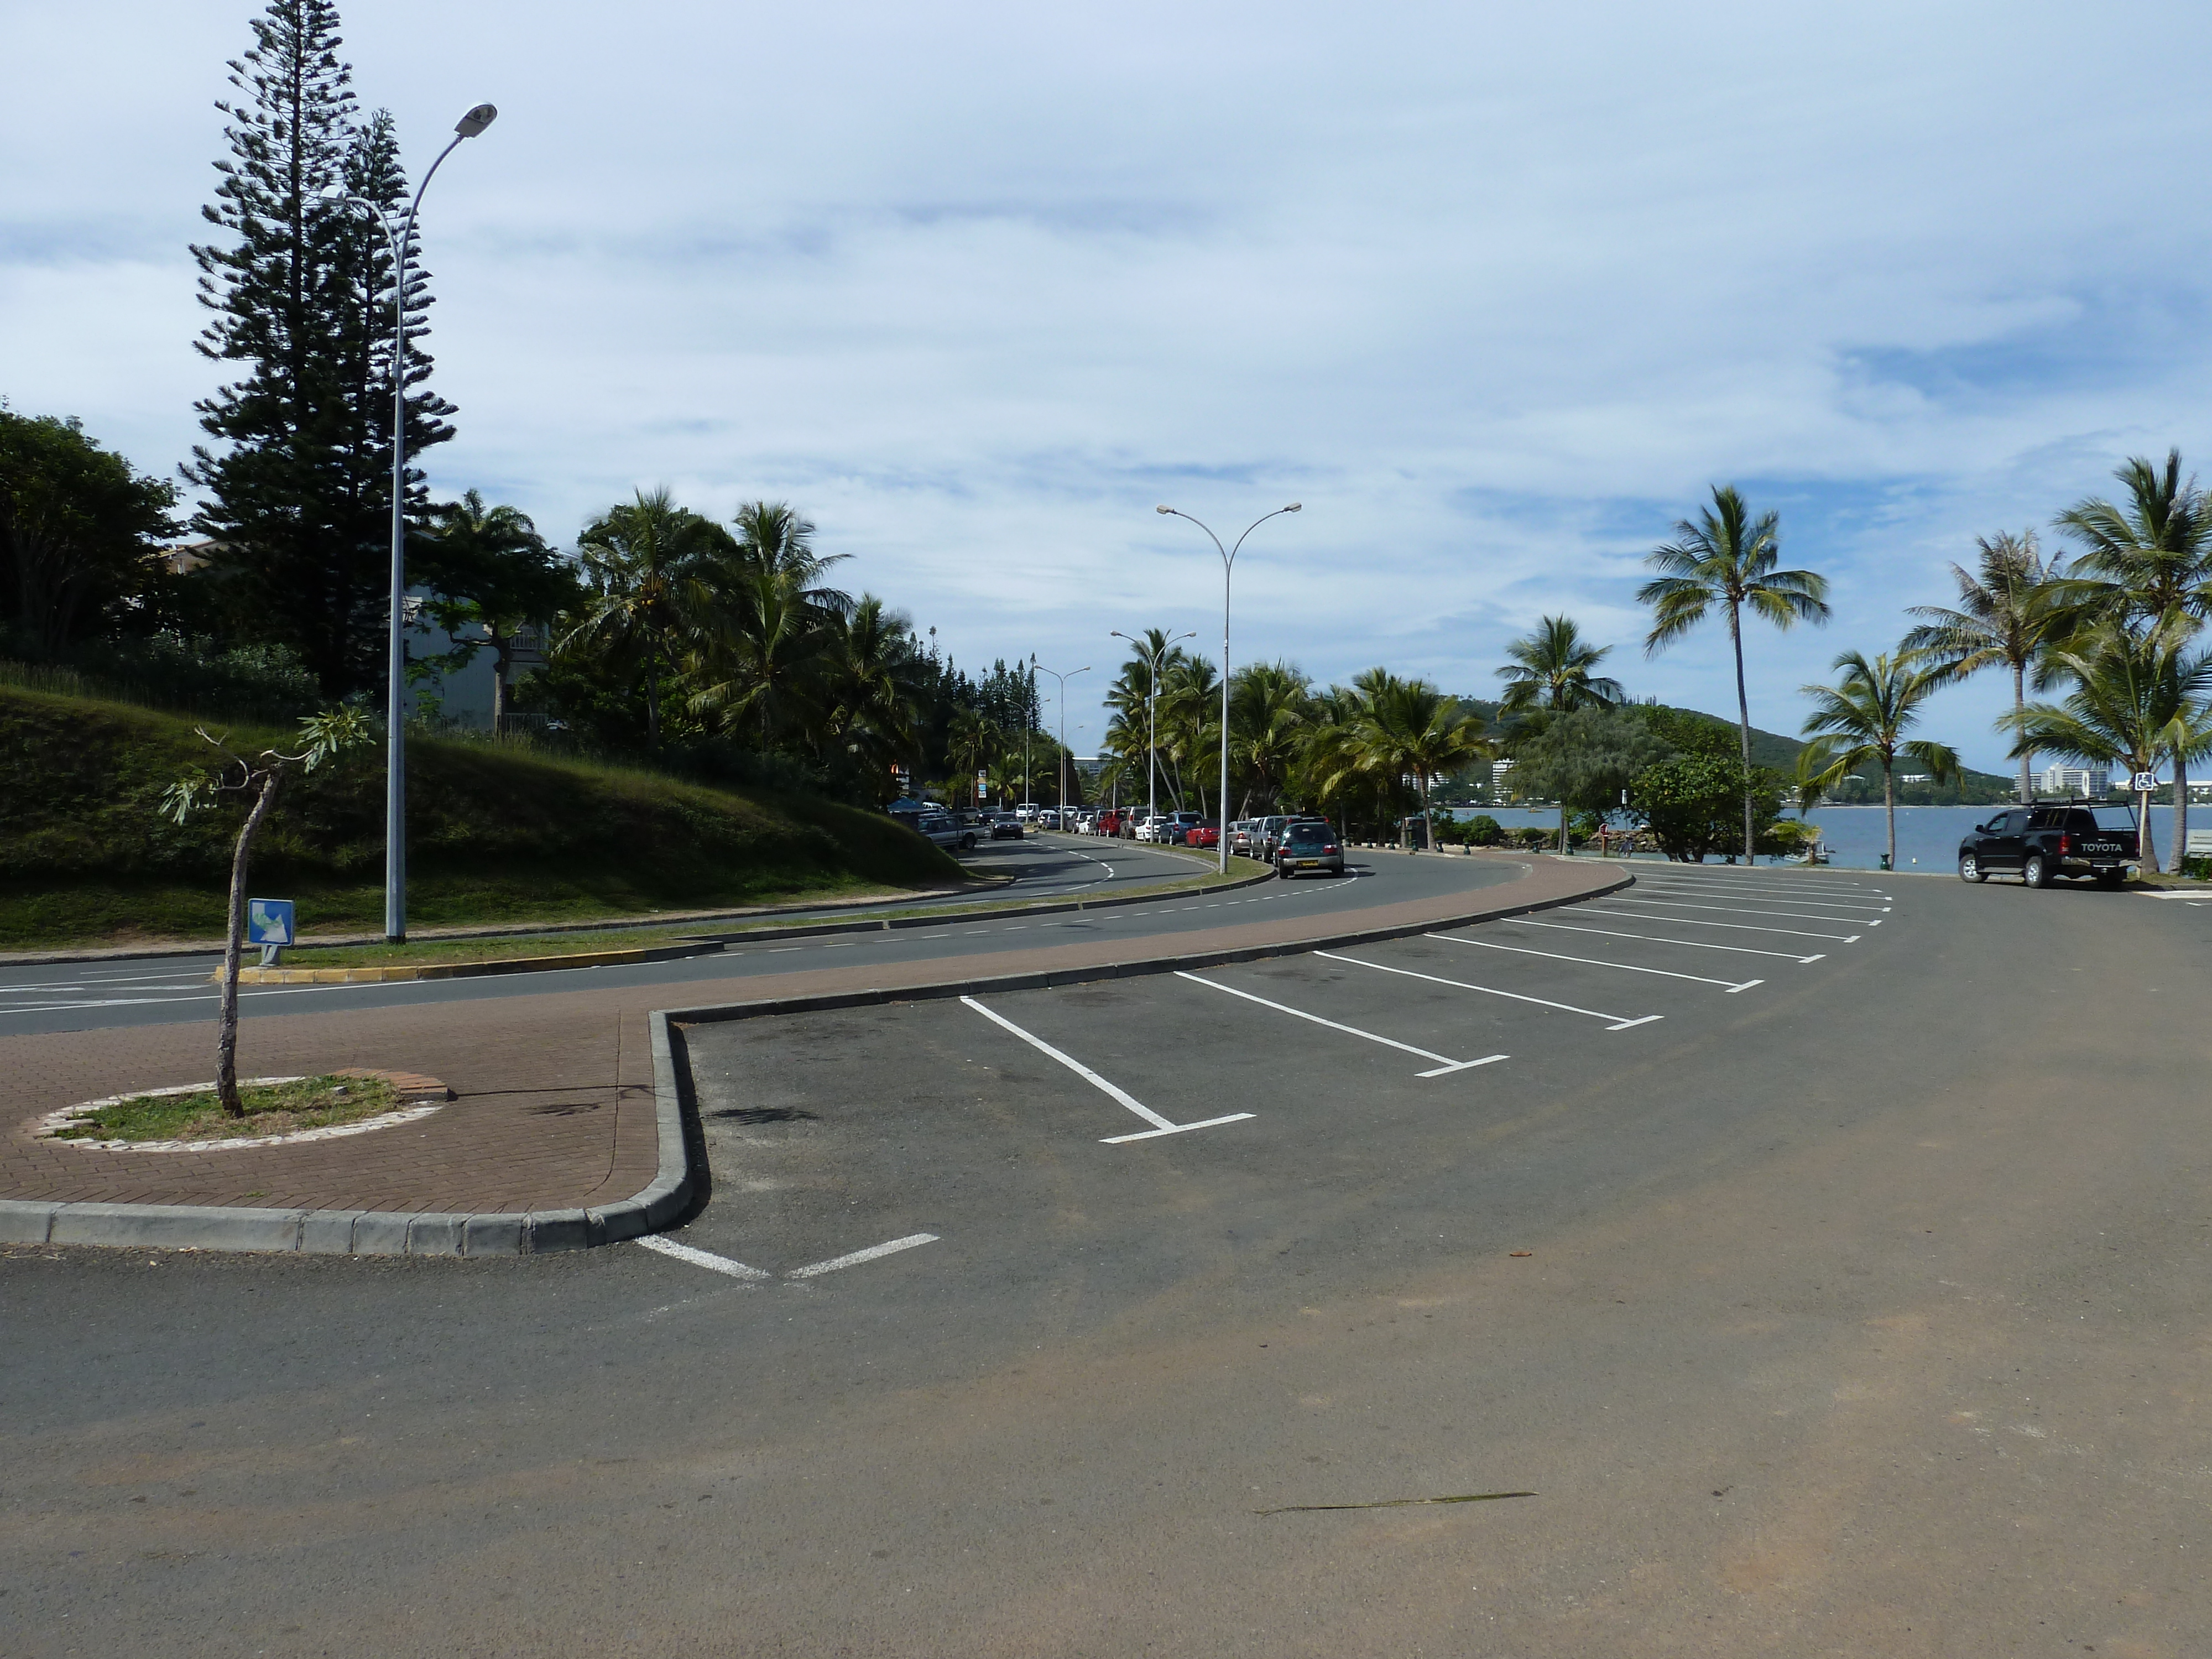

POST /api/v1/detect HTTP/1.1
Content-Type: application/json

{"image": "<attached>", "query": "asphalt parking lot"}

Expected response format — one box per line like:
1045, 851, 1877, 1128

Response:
16, 862, 2212, 1657
660, 865, 1896, 1306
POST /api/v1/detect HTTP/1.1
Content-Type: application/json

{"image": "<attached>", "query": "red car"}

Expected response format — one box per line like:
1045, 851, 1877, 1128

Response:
1095, 808, 1128, 837
1186, 822, 1220, 849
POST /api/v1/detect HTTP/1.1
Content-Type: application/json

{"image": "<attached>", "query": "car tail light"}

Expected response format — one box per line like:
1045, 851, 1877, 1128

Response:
2058, 832, 2074, 855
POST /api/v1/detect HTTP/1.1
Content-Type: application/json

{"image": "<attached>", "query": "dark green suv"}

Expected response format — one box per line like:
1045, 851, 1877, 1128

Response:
1275, 820, 1345, 878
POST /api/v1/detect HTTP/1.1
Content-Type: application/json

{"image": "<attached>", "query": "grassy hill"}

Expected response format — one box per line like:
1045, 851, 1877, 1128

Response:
0, 684, 963, 948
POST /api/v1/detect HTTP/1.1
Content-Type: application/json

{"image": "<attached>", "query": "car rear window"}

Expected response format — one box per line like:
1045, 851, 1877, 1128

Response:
2085, 806, 2137, 832
1286, 825, 1332, 844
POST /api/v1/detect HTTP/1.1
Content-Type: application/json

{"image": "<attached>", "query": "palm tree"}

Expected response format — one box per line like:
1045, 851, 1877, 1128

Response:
946, 707, 1000, 808
1496, 615, 1626, 850
687, 561, 834, 749
2053, 451, 2212, 870
2005, 617, 2212, 874
562, 488, 718, 750
1902, 530, 2059, 806
823, 595, 925, 800
1333, 671, 1488, 850
1228, 661, 1313, 816
728, 500, 852, 613
1640, 486, 1831, 860
1799, 648, 1959, 872
1496, 615, 1625, 718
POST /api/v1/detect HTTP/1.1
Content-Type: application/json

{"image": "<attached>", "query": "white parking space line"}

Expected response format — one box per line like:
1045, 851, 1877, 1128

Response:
635, 1235, 773, 1280
961, 995, 1257, 1141
1606, 895, 1887, 924
1312, 951, 1661, 1031
787, 1233, 940, 1279
1583, 906, 1858, 943
1427, 932, 1762, 993
1635, 884, 1891, 911
1173, 971, 1507, 1077
1512, 918, 1823, 963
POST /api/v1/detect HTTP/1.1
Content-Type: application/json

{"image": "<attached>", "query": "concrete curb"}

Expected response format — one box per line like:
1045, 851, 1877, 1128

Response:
0, 881, 1010, 968
0, 855, 1609, 1259
685, 858, 1276, 946
0, 1013, 698, 1260
228, 941, 722, 985
661, 860, 1635, 1030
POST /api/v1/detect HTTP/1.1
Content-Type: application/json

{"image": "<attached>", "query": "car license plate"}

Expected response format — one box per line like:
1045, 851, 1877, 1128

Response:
1297, 858, 1319, 867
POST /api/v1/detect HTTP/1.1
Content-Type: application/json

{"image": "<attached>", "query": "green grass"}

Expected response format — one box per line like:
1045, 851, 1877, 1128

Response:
47, 1073, 401, 1142
0, 682, 964, 949
275, 928, 712, 967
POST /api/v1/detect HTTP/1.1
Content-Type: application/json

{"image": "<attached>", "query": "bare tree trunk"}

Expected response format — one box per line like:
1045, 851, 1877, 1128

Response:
2013, 659, 2031, 804
1882, 760, 1897, 870
491, 634, 510, 739
216, 772, 282, 1117
1730, 603, 1754, 862
2171, 760, 2189, 875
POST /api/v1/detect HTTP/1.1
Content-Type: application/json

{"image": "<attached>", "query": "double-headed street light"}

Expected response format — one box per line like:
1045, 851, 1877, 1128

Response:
1033, 659, 1090, 823
1154, 502, 1301, 872
1109, 628, 1194, 834
319, 101, 498, 941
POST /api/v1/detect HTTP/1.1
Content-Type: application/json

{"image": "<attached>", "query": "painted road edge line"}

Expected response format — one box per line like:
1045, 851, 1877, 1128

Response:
635, 1234, 771, 1280
787, 1233, 940, 1279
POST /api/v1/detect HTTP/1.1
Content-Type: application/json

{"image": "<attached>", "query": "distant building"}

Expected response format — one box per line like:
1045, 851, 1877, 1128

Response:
2036, 764, 2109, 796
1491, 757, 1515, 796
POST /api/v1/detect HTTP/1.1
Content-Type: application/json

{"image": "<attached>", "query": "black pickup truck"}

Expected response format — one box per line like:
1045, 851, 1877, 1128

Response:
1958, 803, 2139, 887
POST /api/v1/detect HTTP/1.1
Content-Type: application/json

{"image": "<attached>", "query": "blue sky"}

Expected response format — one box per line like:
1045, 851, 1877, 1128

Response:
8, 1, 2212, 768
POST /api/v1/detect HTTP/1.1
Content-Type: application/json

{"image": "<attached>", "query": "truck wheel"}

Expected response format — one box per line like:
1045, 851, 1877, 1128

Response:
1959, 852, 1985, 884
2023, 853, 2051, 889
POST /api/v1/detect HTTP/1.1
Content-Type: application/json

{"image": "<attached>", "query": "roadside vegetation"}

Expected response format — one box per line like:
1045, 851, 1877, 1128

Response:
0, 682, 958, 949
44, 1073, 400, 1143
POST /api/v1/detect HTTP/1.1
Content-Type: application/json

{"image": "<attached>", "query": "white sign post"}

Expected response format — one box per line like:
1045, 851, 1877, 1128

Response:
2132, 771, 2161, 794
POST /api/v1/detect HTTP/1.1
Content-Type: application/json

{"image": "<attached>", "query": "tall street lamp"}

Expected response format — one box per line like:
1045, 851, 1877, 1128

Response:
1110, 628, 1194, 834
319, 101, 498, 941
1034, 660, 1089, 824
1155, 502, 1301, 872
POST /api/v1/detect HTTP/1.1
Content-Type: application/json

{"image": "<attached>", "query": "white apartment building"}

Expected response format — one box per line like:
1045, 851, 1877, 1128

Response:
2036, 764, 2109, 796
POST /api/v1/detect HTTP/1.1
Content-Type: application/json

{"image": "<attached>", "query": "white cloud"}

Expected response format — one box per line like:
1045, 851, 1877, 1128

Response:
8, 0, 2212, 766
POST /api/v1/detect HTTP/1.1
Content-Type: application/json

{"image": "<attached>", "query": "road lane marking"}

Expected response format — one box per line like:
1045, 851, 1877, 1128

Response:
961, 995, 1256, 1140
1583, 906, 1858, 943
1609, 895, 1890, 922
1635, 884, 1891, 912
1426, 932, 1762, 992
1173, 971, 1507, 1077
787, 1233, 940, 1278
1312, 951, 1660, 1031
635, 1236, 772, 1280
1510, 918, 1823, 963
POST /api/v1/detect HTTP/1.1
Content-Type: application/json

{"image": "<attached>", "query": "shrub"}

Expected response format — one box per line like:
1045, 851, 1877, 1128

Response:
1464, 814, 1504, 846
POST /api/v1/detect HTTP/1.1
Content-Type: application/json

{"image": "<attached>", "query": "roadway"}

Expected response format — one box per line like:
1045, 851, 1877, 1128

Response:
0, 833, 1512, 1038
8, 864, 2212, 1654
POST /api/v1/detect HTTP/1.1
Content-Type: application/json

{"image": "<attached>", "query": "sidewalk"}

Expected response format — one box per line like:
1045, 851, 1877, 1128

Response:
0, 853, 1621, 1249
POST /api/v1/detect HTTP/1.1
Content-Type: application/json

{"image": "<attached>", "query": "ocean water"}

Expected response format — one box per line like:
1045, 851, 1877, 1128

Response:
1442, 804, 2194, 872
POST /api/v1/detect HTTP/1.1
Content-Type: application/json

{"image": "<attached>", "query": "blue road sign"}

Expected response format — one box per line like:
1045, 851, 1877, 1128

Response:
247, 898, 295, 946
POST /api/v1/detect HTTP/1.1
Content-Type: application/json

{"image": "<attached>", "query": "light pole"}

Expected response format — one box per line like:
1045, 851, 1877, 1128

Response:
1155, 502, 1301, 872
1110, 628, 1194, 836
319, 102, 498, 941
1034, 660, 1089, 825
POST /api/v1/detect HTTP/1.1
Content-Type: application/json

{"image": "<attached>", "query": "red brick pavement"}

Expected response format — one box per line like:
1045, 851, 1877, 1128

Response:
0, 853, 1619, 1217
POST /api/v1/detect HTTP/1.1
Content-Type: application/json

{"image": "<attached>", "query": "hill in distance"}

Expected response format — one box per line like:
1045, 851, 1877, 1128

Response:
1449, 695, 2016, 806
